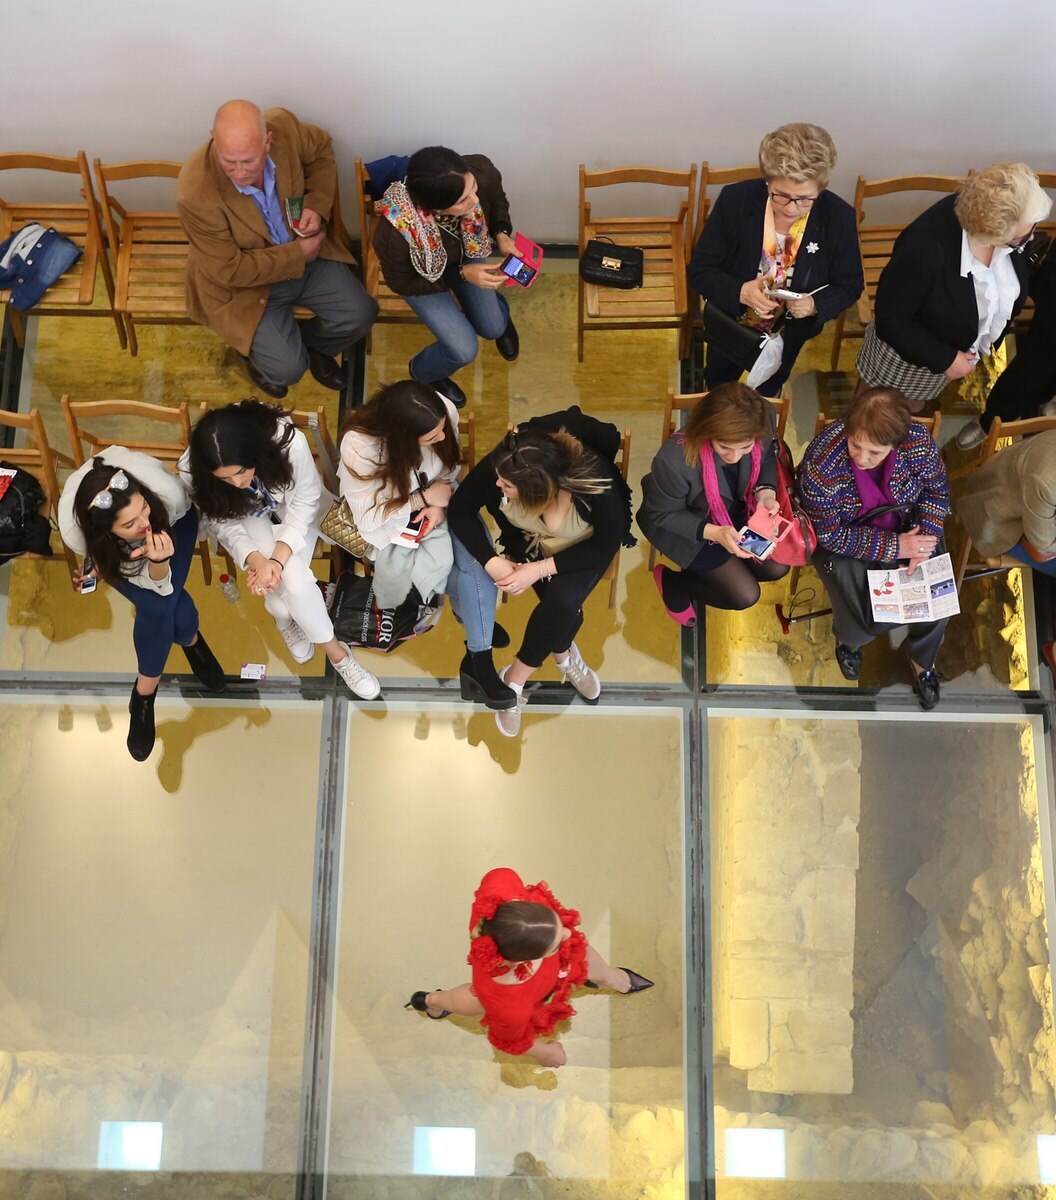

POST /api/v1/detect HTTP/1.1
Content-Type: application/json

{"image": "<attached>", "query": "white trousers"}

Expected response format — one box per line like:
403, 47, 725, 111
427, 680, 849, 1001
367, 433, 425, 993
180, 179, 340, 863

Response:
237, 516, 335, 645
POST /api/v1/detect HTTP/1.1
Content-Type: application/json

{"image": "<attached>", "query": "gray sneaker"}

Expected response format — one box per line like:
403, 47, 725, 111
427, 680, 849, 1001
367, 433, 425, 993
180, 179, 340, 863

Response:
278, 618, 313, 663
558, 641, 601, 702
333, 642, 381, 700
1040, 398, 1056, 418
955, 419, 987, 451
495, 667, 527, 738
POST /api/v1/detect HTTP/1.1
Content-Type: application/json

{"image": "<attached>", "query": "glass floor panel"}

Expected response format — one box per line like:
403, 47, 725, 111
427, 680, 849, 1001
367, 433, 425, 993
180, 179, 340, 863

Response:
328, 703, 687, 1198
706, 709, 1056, 1197
0, 696, 322, 1181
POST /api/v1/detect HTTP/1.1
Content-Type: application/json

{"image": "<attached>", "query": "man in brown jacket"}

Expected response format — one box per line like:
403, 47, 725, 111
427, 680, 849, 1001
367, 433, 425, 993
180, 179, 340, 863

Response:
177, 101, 376, 398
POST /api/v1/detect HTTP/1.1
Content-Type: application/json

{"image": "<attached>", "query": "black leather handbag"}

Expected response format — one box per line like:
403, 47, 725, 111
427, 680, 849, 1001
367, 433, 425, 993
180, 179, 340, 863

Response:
579, 237, 643, 289
700, 301, 769, 370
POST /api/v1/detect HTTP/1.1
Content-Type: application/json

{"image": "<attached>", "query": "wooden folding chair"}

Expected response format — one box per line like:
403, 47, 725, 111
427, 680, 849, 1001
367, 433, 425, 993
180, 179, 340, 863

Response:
352, 157, 416, 346
953, 413, 1056, 587
647, 389, 790, 570
0, 406, 77, 580
289, 405, 345, 579
93, 159, 191, 357
0, 151, 123, 349
60, 395, 217, 582
458, 412, 476, 479
829, 173, 964, 370
578, 164, 697, 361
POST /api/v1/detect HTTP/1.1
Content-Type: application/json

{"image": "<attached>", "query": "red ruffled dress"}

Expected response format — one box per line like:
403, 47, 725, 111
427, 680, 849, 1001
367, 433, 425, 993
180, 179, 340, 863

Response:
468, 867, 589, 1056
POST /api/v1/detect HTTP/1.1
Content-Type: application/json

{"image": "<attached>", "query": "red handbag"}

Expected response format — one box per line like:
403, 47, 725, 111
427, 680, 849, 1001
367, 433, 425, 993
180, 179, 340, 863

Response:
769, 438, 817, 567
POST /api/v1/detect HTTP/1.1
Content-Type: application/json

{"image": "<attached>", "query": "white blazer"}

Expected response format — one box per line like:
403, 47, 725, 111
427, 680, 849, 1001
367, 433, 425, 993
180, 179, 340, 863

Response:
178, 418, 332, 568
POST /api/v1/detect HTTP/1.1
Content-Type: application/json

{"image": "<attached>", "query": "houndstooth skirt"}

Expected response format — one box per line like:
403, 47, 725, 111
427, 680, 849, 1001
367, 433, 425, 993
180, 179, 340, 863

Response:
856, 322, 949, 404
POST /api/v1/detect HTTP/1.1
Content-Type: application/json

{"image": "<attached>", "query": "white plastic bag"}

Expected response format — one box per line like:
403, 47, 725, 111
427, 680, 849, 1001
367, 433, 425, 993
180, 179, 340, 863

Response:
745, 333, 784, 390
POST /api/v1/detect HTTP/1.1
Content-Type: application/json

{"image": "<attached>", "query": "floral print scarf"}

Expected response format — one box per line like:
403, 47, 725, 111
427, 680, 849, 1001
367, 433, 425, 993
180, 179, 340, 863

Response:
375, 180, 492, 282
745, 199, 808, 332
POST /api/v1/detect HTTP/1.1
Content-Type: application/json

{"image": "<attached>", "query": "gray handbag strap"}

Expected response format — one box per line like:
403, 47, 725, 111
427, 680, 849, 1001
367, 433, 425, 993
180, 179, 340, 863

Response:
305, 411, 340, 493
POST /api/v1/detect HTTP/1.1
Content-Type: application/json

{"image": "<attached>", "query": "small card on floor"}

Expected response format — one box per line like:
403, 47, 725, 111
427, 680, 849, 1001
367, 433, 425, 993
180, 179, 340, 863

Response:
240, 663, 267, 681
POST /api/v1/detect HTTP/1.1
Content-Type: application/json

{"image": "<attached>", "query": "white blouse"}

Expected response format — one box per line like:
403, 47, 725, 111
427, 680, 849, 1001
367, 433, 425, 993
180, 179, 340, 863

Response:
337, 397, 461, 553
178, 418, 332, 568
959, 232, 1021, 356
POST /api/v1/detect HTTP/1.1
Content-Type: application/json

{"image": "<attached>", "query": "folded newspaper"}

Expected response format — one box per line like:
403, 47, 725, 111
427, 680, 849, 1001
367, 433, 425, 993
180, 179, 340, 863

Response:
866, 552, 960, 623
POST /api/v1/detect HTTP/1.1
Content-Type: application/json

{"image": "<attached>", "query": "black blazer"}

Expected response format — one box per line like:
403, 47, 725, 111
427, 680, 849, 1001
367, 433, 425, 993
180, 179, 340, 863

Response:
874, 193, 1030, 374
687, 178, 864, 349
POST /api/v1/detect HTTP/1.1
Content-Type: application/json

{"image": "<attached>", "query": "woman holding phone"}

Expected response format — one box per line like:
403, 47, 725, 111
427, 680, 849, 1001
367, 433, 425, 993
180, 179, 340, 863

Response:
638, 383, 787, 625
59, 447, 226, 761
373, 146, 523, 409
337, 379, 462, 609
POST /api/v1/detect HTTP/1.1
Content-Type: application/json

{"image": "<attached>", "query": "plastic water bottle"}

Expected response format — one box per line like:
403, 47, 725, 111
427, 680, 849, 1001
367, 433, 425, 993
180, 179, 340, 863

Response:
219, 573, 240, 602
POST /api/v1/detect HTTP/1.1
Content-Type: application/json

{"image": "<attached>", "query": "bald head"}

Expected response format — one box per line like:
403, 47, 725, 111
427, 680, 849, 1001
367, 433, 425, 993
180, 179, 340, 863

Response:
211, 100, 270, 189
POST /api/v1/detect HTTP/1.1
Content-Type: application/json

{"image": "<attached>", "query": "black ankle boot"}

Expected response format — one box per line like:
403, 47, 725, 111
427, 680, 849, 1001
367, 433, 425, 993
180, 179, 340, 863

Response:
183, 631, 226, 692
459, 648, 517, 710
127, 684, 157, 761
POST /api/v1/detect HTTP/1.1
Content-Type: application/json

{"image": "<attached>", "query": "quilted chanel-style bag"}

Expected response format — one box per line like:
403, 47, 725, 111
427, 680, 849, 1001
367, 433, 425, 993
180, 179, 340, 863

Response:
318, 498, 368, 559
579, 237, 644, 289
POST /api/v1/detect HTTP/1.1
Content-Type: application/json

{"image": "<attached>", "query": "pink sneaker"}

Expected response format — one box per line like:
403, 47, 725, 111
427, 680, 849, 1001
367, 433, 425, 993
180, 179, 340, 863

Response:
652, 565, 697, 627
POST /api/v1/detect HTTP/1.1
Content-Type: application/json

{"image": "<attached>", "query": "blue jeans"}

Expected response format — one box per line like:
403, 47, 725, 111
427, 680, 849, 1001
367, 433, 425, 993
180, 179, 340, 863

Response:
114, 510, 201, 676
1007, 541, 1056, 576
447, 525, 499, 653
406, 265, 510, 382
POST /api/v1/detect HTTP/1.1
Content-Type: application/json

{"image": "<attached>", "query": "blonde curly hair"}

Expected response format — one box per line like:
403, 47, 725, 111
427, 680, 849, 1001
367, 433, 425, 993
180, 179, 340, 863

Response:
954, 162, 1053, 246
758, 123, 837, 188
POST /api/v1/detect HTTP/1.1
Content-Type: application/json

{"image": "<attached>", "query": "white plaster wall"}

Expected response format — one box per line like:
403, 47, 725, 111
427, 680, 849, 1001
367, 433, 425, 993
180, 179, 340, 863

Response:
2, 0, 1055, 238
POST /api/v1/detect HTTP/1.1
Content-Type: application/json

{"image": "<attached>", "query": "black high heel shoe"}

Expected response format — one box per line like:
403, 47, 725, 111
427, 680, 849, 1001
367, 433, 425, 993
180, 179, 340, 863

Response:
618, 968, 655, 994
405, 990, 450, 1019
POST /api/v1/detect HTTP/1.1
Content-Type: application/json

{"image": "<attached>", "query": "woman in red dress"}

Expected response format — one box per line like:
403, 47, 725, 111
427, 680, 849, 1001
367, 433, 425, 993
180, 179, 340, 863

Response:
406, 867, 653, 1068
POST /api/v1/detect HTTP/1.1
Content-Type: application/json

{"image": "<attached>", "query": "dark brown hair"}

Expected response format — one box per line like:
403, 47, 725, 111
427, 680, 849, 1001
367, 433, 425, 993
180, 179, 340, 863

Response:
187, 399, 295, 519
845, 387, 912, 447
682, 383, 771, 467
339, 380, 460, 516
71, 460, 173, 587
481, 902, 560, 963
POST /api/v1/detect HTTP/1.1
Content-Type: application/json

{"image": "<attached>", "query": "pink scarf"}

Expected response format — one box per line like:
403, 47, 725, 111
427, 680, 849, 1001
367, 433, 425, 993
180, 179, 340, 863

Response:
700, 441, 761, 529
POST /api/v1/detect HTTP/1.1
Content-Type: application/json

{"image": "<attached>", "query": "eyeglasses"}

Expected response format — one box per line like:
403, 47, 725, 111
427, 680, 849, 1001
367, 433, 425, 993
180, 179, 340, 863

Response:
769, 189, 818, 210
1007, 222, 1038, 251
87, 469, 130, 510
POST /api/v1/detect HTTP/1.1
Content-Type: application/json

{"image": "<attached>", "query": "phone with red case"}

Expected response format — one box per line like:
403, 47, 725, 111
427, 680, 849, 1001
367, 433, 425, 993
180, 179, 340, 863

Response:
501, 232, 544, 288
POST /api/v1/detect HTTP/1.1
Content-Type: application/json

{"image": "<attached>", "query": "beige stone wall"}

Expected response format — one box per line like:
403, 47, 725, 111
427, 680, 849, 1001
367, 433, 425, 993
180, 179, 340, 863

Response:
711, 717, 861, 1095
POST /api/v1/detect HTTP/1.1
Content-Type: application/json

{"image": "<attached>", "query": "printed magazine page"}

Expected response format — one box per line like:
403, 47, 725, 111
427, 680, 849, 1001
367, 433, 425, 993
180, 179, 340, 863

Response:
867, 552, 960, 623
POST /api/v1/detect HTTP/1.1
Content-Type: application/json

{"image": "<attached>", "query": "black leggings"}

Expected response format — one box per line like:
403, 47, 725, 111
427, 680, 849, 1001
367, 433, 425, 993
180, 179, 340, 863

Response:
664, 554, 789, 612
517, 568, 603, 668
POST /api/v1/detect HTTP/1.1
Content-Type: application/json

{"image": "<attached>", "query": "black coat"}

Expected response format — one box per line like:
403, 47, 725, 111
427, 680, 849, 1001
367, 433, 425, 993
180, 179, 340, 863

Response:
874, 193, 1030, 374
687, 178, 864, 354
448, 407, 633, 576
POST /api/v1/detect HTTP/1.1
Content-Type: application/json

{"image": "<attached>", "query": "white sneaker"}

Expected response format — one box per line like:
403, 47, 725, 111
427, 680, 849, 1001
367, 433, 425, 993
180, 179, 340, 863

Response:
278, 619, 313, 664
955, 419, 987, 450
558, 641, 601, 702
333, 642, 381, 700
1040, 398, 1056, 417
495, 667, 527, 738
